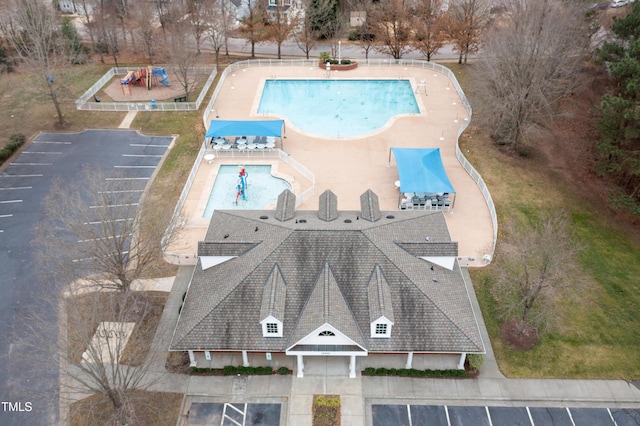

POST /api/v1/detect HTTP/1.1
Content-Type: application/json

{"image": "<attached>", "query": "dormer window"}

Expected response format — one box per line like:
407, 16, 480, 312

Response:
260, 316, 283, 337
375, 323, 387, 335
370, 317, 392, 338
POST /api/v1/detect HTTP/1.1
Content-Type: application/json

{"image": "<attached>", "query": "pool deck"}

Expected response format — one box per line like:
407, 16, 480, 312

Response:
165, 65, 494, 266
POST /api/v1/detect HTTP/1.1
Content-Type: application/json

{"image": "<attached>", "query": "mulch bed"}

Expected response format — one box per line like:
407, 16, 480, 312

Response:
313, 395, 340, 426
500, 319, 538, 351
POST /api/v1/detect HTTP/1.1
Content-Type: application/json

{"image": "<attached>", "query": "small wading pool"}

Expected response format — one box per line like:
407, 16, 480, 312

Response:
258, 79, 420, 138
203, 165, 291, 218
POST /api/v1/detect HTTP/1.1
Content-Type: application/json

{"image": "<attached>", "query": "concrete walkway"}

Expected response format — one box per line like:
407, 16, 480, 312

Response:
140, 267, 640, 426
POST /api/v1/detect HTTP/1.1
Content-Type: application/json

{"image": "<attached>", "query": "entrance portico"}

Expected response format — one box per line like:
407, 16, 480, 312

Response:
286, 324, 368, 378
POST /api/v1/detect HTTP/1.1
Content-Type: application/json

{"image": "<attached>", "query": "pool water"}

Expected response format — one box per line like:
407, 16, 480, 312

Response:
203, 165, 291, 218
258, 79, 419, 138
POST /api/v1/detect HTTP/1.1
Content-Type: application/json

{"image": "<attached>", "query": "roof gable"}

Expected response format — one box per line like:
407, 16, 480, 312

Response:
367, 264, 394, 323
288, 262, 365, 348
260, 264, 287, 321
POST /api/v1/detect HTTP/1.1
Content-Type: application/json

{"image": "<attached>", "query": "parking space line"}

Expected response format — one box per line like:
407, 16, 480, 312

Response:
0, 187, 32, 190
130, 143, 169, 147
84, 218, 134, 225
33, 141, 71, 144
114, 165, 157, 169
10, 163, 52, 166
0, 200, 22, 204
21, 151, 62, 154
407, 405, 413, 426
485, 406, 493, 426
526, 407, 534, 426
607, 408, 618, 426
222, 402, 246, 426
78, 234, 130, 243
1, 174, 43, 177
0, 214, 14, 218
122, 154, 163, 157
89, 203, 139, 208
444, 406, 451, 426
566, 407, 576, 426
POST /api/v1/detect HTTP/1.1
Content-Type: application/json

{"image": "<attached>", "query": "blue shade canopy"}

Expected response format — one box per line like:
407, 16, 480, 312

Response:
205, 119, 284, 138
391, 148, 455, 194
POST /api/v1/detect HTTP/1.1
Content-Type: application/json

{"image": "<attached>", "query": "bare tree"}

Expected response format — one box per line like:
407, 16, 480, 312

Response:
413, 0, 446, 61
0, 0, 69, 126
349, 0, 377, 60
476, 0, 589, 150
35, 169, 165, 293
371, 0, 414, 60
188, 0, 216, 55
13, 284, 166, 425
492, 210, 580, 336
238, 0, 268, 57
207, 0, 234, 67
265, 3, 300, 59
167, 18, 202, 99
131, 0, 158, 64
295, 0, 326, 59
94, 0, 122, 66
447, 0, 490, 64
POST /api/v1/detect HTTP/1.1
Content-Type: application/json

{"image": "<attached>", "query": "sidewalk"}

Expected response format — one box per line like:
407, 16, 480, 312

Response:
146, 267, 640, 426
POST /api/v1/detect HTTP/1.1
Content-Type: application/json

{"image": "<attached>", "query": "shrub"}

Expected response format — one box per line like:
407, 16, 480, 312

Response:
340, 59, 352, 65
467, 354, 484, 372
363, 367, 467, 378
319, 51, 330, 63
278, 366, 290, 375
0, 133, 26, 164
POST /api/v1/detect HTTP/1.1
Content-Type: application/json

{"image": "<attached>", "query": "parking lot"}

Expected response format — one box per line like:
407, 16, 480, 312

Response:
0, 129, 174, 423
372, 404, 640, 426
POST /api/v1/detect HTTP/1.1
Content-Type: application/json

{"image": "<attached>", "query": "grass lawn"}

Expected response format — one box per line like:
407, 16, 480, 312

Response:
69, 390, 182, 426
448, 62, 640, 379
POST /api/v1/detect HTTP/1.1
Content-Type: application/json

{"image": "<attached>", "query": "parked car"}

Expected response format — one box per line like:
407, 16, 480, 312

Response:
611, 0, 628, 7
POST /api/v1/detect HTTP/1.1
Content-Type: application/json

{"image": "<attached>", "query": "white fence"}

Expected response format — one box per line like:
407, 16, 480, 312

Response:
76, 66, 217, 112
196, 58, 497, 262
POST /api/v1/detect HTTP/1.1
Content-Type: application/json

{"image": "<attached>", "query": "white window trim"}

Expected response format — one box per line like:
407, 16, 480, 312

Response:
260, 316, 283, 337
268, 0, 277, 6
370, 316, 393, 338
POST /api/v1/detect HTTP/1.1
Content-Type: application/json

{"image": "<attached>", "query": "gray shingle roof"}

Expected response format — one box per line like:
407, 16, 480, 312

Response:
360, 189, 381, 222
260, 264, 287, 322
170, 193, 484, 354
198, 241, 260, 257
274, 189, 296, 222
318, 190, 338, 222
396, 242, 459, 257
368, 264, 394, 323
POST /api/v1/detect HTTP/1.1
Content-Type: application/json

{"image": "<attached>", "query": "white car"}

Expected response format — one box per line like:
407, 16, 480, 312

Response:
611, 0, 628, 7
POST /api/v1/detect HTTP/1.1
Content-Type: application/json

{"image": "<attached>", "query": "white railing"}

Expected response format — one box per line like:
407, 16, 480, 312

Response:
199, 59, 497, 262
76, 66, 217, 112
160, 142, 207, 253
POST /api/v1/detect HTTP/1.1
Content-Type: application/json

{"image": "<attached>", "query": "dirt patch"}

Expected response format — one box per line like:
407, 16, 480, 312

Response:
165, 351, 191, 374
500, 319, 538, 351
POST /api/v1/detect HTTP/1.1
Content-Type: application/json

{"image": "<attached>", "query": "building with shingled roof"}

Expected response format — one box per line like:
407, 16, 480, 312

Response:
169, 189, 485, 378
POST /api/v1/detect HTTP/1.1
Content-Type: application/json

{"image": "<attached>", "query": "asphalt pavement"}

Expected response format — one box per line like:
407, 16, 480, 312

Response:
0, 129, 173, 425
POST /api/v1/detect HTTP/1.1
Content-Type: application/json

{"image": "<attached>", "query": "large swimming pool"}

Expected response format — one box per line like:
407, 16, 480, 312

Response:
258, 79, 419, 138
203, 165, 291, 217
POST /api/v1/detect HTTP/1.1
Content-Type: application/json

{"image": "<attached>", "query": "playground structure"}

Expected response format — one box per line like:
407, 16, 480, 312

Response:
120, 66, 170, 95
235, 165, 248, 204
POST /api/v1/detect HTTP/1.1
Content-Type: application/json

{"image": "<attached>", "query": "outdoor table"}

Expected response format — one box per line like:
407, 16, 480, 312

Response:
247, 144, 257, 150
265, 142, 276, 149
222, 144, 231, 150
215, 138, 226, 145
213, 144, 222, 150
204, 154, 215, 164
